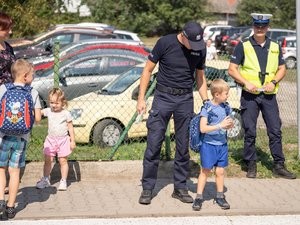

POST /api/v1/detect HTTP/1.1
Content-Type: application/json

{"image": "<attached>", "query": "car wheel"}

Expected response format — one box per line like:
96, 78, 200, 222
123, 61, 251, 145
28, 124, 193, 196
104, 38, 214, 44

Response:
93, 119, 125, 147
227, 111, 244, 140
285, 57, 296, 69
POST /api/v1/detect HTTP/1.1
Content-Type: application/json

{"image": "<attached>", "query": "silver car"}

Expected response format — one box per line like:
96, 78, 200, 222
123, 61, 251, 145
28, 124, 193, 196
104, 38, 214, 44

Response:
31, 48, 147, 107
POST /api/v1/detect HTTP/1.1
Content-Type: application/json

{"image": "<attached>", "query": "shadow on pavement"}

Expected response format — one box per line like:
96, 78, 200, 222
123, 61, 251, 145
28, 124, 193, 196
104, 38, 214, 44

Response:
230, 146, 273, 172
12, 161, 81, 217
50, 160, 81, 186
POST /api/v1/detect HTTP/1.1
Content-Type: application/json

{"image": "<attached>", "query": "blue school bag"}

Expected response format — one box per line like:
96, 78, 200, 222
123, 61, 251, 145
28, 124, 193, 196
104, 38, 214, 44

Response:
189, 102, 231, 153
0, 83, 34, 135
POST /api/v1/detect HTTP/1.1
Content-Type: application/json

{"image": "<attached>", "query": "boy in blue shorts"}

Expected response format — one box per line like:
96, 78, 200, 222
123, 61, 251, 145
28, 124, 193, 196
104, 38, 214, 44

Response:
192, 78, 233, 211
0, 59, 41, 219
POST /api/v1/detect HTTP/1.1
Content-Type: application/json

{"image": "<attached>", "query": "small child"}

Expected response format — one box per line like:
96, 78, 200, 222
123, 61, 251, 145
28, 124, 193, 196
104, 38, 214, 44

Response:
192, 78, 233, 211
0, 59, 42, 219
36, 88, 76, 191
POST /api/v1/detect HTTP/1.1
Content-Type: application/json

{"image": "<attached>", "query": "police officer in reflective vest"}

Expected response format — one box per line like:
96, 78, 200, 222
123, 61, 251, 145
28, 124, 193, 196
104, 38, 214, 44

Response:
137, 21, 209, 204
228, 13, 296, 179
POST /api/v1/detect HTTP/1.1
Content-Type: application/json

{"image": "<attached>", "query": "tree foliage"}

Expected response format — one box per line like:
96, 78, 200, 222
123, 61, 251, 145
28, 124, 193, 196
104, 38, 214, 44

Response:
82, 0, 209, 36
236, 0, 296, 29
0, 0, 82, 38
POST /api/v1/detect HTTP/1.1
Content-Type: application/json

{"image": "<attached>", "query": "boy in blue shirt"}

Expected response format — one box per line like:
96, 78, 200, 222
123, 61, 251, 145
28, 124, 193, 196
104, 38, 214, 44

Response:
192, 78, 233, 211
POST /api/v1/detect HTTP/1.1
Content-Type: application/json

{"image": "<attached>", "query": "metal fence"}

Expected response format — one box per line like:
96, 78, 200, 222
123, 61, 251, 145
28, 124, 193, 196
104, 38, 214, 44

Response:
26, 44, 298, 162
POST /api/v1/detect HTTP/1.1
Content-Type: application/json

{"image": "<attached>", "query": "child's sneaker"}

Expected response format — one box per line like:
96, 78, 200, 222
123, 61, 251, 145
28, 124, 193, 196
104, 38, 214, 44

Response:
36, 177, 50, 189
58, 179, 67, 191
5, 205, 16, 219
214, 196, 230, 210
0, 200, 6, 213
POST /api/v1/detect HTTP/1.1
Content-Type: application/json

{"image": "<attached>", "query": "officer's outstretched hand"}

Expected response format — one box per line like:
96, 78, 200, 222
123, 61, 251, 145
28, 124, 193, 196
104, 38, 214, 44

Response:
137, 98, 146, 114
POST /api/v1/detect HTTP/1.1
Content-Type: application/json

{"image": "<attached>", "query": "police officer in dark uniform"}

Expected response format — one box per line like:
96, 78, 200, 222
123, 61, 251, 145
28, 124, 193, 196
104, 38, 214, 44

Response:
228, 13, 296, 179
137, 21, 209, 205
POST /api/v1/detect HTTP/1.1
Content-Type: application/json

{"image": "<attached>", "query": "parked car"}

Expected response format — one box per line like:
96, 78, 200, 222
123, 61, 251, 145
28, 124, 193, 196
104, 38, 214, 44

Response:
225, 28, 296, 55
33, 43, 150, 71
278, 36, 297, 69
68, 60, 243, 147
54, 22, 144, 44
9, 28, 117, 59
203, 25, 232, 42
214, 26, 250, 54
31, 48, 148, 108
113, 29, 143, 44
30, 39, 147, 67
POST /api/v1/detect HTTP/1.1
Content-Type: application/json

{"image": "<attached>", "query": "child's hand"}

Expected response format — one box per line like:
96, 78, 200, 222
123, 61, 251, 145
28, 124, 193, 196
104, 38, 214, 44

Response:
220, 116, 234, 130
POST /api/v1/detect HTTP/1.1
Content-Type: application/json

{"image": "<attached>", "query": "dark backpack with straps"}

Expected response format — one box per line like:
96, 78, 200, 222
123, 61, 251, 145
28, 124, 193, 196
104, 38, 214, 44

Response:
0, 83, 34, 135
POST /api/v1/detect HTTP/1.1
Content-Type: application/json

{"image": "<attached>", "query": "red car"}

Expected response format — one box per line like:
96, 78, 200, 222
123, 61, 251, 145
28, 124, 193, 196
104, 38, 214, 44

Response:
34, 44, 150, 71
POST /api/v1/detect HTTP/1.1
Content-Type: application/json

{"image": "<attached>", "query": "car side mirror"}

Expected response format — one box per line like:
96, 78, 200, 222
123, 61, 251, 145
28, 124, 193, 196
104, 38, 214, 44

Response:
59, 70, 69, 87
131, 86, 139, 100
45, 43, 53, 52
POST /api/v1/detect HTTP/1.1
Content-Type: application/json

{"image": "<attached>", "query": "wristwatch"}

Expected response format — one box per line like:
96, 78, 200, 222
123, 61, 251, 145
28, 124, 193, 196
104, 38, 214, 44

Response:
271, 80, 278, 85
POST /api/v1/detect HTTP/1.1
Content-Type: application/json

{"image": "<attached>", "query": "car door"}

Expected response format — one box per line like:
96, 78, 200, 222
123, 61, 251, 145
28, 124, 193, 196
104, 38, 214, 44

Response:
59, 56, 143, 100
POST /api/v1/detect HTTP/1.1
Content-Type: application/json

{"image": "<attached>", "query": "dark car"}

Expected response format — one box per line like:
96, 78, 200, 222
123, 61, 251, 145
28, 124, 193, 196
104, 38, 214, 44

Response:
214, 26, 250, 55
31, 48, 148, 107
225, 28, 296, 55
9, 28, 117, 59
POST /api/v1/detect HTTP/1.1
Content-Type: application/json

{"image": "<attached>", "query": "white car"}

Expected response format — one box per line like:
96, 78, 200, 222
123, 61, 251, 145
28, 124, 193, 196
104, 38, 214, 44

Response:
68, 60, 243, 147
57, 23, 144, 45
203, 25, 232, 41
279, 36, 297, 69
113, 29, 144, 45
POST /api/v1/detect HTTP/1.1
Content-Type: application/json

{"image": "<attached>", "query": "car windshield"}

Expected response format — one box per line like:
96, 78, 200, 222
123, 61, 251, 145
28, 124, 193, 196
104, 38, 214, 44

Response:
100, 66, 143, 95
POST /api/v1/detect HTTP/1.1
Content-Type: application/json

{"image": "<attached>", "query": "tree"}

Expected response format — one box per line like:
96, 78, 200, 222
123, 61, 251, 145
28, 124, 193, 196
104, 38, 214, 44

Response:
0, 0, 82, 38
236, 0, 296, 29
82, 0, 210, 36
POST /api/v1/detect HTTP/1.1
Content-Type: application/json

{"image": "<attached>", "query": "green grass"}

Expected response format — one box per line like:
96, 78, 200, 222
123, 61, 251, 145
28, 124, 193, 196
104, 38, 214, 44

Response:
26, 120, 299, 178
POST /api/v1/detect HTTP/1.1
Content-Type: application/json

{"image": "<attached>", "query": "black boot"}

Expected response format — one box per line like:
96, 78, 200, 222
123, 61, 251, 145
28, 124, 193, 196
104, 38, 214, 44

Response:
246, 160, 257, 178
139, 189, 152, 205
172, 188, 193, 203
273, 162, 296, 179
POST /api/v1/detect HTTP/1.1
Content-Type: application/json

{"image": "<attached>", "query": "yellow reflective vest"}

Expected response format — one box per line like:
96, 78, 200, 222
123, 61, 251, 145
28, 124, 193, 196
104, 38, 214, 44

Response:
240, 40, 279, 94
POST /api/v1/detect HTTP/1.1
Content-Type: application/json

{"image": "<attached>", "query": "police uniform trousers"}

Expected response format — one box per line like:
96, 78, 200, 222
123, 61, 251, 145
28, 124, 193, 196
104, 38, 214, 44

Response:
240, 90, 285, 163
141, 89, 194, 190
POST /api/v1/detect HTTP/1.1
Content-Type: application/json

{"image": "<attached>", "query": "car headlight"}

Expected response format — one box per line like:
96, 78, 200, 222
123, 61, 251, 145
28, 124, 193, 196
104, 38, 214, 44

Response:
70, 108, 83, 120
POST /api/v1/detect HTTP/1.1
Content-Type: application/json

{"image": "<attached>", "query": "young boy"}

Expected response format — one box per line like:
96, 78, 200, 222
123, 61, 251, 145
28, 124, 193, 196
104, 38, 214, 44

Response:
0, 59, 41, 219
192, 78, 233, 211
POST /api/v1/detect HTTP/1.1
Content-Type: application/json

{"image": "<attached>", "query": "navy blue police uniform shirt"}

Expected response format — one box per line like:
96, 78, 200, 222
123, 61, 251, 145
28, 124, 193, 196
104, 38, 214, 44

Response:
230, 35, 285, 73
149, 34, 206, 89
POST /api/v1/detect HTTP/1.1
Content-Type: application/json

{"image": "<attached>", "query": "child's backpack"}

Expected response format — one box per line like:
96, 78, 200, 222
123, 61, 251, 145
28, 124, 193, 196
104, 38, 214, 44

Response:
189, 112, 202, 153
0, 83, 34, 135
189, 102, 232, 153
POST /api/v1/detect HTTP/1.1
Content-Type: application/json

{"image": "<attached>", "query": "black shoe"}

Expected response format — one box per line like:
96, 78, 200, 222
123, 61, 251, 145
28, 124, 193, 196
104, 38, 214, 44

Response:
273, 163, 296, 179
192, 198, 204, 211
246, 160, 257, 178
6, 206, 16, 219
0, 200, 5, 213
214, 196, 230, 210
139, 189, 152, 205
172, 189, 193, 203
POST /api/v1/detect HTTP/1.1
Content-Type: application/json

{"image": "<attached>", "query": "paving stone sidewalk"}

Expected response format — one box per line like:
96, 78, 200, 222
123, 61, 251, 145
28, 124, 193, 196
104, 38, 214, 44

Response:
4, 161, 300, 220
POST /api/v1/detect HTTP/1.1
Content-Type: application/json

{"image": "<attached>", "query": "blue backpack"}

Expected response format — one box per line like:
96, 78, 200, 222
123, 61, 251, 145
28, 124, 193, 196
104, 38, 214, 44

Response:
189, 102, 231, 153
0, 83, 34, 135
